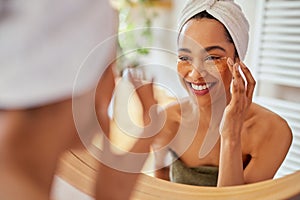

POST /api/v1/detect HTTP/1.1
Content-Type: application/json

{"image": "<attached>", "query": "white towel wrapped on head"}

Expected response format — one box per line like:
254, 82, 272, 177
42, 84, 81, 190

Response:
177, 0, 249, 60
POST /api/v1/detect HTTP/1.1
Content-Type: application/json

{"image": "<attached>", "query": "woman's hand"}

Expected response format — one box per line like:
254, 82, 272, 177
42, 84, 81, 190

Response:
220, 58, 256, 139
127, 69, 158, 126
96, 68, 161, 200
217, 58, 256, 187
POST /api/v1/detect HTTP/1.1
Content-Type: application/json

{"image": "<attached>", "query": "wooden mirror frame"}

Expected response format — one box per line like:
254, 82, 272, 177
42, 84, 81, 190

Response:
56, 149, 300, 200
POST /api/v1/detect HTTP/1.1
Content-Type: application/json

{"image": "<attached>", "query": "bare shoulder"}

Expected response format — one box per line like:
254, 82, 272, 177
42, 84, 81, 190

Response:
242, 103, 293, 182
153, 97, 194, 149
250, 103, 291, 132
163, 97, 192, 118
244, 103, 292, 153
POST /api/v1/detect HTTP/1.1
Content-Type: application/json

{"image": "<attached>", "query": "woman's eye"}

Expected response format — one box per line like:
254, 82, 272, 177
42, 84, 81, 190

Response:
178, 56, 190, 61
204, 55, 221, 61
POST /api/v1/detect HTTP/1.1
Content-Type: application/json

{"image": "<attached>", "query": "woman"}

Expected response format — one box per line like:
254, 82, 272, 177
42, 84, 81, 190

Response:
0, 1, 158, 199
152, 0, 292, 187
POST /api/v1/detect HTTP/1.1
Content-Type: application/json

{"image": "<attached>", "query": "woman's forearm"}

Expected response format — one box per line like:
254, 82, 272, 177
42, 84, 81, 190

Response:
217, 135, 244, 187
95, 162, 141, 200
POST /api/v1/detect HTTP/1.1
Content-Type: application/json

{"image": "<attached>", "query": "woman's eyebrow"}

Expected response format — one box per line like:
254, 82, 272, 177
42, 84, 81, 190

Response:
178, 46, 226, 54
178, 48, 191, 53
204, 45, 226, 53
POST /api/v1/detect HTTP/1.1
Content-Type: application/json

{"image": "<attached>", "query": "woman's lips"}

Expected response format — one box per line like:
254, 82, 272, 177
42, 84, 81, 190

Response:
188, 81, 216, 96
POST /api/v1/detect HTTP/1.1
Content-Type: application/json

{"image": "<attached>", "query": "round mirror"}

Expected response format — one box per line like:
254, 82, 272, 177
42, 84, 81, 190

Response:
56, 149, 300, 199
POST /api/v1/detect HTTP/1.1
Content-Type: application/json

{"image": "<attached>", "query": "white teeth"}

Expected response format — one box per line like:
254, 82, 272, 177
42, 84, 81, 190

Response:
191, 83, 212, 91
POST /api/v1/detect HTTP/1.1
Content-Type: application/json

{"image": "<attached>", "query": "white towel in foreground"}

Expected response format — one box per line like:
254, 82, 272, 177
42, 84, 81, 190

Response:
0, 0, 117, 109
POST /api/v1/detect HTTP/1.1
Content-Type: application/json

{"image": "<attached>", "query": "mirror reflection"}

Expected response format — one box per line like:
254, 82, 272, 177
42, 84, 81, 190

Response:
2, 0, 299, 199
109, 0, 300, 188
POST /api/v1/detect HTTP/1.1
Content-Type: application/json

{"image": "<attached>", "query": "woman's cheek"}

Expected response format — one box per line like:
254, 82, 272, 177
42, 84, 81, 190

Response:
217, 65, 232, 87
177, 63, 189, 78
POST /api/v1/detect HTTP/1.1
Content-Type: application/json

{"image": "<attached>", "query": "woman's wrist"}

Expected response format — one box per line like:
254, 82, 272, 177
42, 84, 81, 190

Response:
220, 132, 242, 147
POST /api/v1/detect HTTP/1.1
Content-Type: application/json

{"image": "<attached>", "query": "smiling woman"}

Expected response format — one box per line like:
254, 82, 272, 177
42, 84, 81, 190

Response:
150, 0, 293, 187
52, 1, 299, 197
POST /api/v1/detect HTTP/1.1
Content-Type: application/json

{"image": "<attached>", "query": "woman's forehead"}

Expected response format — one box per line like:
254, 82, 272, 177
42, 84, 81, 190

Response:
178, 18, 229, 50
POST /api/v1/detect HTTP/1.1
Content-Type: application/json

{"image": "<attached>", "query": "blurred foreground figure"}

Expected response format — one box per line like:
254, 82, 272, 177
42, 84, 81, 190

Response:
0, 1, 158, 199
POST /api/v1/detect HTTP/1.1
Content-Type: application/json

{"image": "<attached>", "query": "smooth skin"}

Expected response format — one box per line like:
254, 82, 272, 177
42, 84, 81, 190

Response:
153, 18, 292, 186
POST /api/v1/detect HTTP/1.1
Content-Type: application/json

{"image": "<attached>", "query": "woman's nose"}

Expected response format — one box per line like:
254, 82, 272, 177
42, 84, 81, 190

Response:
188, 68, 207, 81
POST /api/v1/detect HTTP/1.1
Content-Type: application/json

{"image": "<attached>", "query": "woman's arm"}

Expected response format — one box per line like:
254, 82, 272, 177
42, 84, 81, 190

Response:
95, 64, 115, 136
95, 73, 160, 200
218, 59, 255, 186
152, 104, 182, 181
153, 146, 170, 181
218, 59, 292, 186
243, 113, 292, 183
218, 134, 244, 186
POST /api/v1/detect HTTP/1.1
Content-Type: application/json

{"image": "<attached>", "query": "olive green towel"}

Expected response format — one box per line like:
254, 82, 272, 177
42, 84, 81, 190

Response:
169, 153, 218, 187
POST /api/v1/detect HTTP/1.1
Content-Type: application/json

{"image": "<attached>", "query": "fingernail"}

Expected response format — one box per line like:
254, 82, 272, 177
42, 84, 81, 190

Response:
227, 57, 234, 66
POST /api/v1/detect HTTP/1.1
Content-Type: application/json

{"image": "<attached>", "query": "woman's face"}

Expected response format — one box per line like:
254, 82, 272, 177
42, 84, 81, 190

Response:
177, 18, 236, 107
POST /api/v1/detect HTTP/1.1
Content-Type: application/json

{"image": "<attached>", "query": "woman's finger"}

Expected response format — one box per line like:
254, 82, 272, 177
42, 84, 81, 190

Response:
230, 63, 240, 105
126, 68, 143, 88
227, 58, 246, 98
227, 57, 234, 74
234, 63, 246, 95
240, 62, 256, 101
127, 69, 158, 125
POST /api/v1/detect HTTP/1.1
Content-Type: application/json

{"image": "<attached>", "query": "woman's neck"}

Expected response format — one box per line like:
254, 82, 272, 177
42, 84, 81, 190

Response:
198, 93, 231, 126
